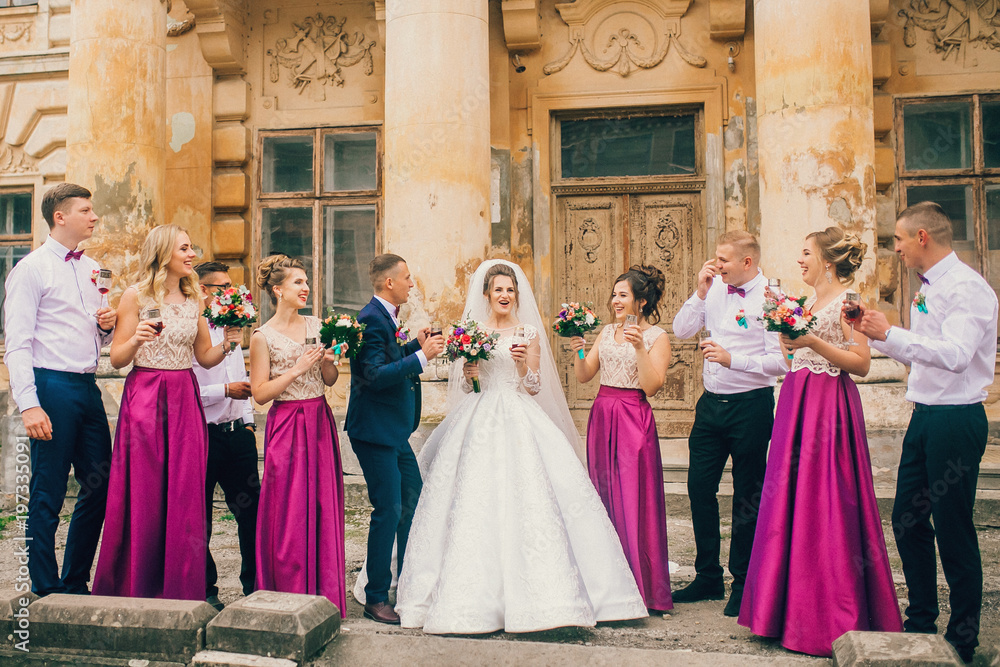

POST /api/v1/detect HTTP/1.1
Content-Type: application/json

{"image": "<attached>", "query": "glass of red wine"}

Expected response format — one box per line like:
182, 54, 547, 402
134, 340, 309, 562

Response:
145, 308, 163, 335
430, 321, 443, 337
97, 269, 112, 309
511, 324, 526, 351
843, 292, 861, 346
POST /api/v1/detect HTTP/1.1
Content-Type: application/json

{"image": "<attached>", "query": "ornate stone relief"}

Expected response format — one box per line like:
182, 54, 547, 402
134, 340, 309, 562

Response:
0, 142, 38, 174
544, 0, 706, 77
0, 23, 30, 44
266, 13, 376, 101
168, 13, 196, 37
899, 0, 1000, 62
578, 217, 603, 263
653, 210, 682, 266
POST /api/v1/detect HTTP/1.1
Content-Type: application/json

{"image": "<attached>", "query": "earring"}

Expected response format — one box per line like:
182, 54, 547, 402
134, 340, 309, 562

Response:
275, 290, 282, 299
826, 265, 833, 284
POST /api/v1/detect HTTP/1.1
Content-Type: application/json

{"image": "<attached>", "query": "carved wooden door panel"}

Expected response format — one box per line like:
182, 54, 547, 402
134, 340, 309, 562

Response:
629, 193, 703, 437
555, 196, 625, 432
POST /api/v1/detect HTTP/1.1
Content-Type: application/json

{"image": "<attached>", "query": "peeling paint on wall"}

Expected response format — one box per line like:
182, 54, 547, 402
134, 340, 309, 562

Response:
169, 112, 195, 153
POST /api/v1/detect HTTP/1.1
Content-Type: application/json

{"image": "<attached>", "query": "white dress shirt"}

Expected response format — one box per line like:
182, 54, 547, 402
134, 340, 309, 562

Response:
3, 236, 112, 412
374, 295, 427, 369
192, 323, 254, 426
672, 271, 787, 394
871, 252, 998, 405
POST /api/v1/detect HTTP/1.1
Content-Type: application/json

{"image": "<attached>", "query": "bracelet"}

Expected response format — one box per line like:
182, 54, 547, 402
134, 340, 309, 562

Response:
224, 384, 229, 398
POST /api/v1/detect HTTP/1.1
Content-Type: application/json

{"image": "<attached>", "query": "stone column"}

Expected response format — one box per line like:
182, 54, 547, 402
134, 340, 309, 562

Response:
383, 0, 492, 323
67, 0, 168, 287
754, 0, 878, 302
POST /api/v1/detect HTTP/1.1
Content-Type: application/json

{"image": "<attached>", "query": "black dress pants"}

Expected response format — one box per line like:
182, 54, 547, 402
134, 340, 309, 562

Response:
891, 403, 986, 654
686, 387, 774, 590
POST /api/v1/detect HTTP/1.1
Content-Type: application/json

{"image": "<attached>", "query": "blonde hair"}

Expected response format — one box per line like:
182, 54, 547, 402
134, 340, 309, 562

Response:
134, 224, 200, 309
256, 254, 306, 305
806, 226, 867, 284
717, 230, 761, 263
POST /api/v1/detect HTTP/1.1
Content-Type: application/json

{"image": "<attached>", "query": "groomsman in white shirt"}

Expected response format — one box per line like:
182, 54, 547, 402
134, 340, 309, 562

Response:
3, 183, 116, 595
193, 261, 260, 611
673, 230, 786, 617
859, 201, 998, 664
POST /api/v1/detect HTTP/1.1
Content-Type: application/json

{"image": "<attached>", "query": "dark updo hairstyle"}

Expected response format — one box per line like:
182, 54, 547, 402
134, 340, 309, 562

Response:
256, 254, 306, 305
482, 263, 519, 309
608, 264, 666, 324
806, 226, 867, 284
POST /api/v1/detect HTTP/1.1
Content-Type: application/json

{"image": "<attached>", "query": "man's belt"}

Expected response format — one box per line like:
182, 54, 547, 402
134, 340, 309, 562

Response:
209, 419, 245, 432
913, 403, 981, 413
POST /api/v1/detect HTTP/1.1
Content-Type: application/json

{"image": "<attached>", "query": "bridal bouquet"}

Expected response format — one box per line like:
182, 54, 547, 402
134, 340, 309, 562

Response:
319, 312, 366, 361
445, 319, 499, 393
552, 302, 601, 359
761, 294, 815, 359
203, 285, 258, 351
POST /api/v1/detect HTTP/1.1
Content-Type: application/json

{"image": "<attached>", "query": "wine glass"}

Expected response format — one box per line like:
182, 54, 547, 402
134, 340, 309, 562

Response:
145, 308, 163, 336
511, 324, 526, 351
843, 292, 861, 347
97, 269, 112, 309
304, 336, 318, 350
767, 277, 782, 300
430, 321, 443, 338
699, 329, 716, 373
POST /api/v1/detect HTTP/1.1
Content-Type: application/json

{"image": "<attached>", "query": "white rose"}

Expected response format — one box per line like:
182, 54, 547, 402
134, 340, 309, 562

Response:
335, 319, 351, 327
585, 313, 595, 325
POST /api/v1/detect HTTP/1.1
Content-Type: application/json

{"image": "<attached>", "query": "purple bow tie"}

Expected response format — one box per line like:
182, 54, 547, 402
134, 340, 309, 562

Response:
727, 284, 746, 298
64, 249, 84, 261
917, 273, 930, 285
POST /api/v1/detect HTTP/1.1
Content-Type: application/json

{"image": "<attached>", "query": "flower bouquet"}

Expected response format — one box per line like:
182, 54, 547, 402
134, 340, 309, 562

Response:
552, 302, 601, 359
760, 294, 815, 360
445, 319, 500, 393
319, 312, 366, 363
202, 285, 258, 351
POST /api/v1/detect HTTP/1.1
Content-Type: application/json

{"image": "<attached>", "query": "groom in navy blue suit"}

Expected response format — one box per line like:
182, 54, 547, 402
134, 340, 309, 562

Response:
346, 254, 445, 624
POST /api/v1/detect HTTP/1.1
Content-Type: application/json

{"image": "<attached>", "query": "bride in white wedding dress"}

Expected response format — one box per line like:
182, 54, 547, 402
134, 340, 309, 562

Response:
385, 259, 647, 634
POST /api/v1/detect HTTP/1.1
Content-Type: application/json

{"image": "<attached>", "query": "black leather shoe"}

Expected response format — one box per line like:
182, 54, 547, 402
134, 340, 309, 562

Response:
723, 589, 743, 617
671, 578, 725, 603
951, 645, 974, 664
364, 601, 400, 625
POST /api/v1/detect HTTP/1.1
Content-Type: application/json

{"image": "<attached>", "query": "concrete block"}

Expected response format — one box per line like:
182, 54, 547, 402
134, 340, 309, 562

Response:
29, 594, 217, 662
832, 631, 963, 666
212, 214, 248, 258
874, 145, 896, 191
872, 42, 893, 87
192, 650, 297, 667
206, 591, 340, 662
213, 171, 249, 211
214, 124, 250, 166
0, 589, 35, 646
214, 77, 250, 122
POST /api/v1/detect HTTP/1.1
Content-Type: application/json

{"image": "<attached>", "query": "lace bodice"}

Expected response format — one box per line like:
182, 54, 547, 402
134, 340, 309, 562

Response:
598, 324, 667, 390
790, 293, 850, 377
254, 316, 325, 401
463, 324, 541, 395
134, 297, 200, 370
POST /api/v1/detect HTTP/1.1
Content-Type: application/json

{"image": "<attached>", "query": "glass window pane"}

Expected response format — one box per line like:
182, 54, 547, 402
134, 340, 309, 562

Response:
903, 102, 972, 171
0, 193, 32, 236
262, 135, 314, 193
324, 133, 377, 192
323, 205, 377, 314
983, 102, 1000, 169
560, 114, 697, 179
905, 184, 975, 243
261, 207, 313, 318
0, 245, 29, 336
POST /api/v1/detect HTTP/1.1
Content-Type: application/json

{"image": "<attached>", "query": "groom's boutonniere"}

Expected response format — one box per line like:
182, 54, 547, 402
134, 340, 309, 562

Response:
735, 308, 748, 328
90, 269, 100, 286
913, 292, 928, 314
395, 324, 411, 346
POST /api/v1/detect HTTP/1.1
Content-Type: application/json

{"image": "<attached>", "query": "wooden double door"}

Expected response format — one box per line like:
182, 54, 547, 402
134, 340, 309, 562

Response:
554, 191, 705, 437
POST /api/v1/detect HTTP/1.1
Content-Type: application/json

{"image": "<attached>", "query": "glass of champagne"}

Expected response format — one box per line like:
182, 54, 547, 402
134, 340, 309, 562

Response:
97, 269, 112, 309
511, 324, 526, 351
304, 336, 318, 350
700, 329, 715, 371
843, 292, 861, 347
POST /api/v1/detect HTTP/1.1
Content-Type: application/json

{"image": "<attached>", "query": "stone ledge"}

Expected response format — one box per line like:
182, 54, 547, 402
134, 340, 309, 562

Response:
193, 650, 298, 667
831, 630, 962, 666
28, 594, 217, 663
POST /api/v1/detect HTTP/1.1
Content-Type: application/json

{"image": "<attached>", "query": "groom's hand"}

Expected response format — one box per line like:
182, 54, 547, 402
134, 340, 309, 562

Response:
415, 326, 430, 344
421, 331, 445, 360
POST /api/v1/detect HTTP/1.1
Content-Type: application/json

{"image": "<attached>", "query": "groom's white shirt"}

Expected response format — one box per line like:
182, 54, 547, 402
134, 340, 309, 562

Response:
374, 294, 427, 369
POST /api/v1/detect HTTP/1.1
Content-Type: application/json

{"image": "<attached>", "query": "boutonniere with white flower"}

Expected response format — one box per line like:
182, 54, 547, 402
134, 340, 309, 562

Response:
91, 269, 99, 286
395, 323, 411, 346
913, 292, 928, 314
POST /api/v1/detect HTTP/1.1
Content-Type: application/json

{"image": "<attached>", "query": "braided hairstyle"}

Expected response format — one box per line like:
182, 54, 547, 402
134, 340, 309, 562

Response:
607, 264, 667, 324
806, 227, 867, 284
256, 254, 305, 305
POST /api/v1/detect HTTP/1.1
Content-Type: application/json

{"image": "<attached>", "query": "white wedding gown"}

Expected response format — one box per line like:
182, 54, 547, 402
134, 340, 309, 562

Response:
391, 324, 647, 634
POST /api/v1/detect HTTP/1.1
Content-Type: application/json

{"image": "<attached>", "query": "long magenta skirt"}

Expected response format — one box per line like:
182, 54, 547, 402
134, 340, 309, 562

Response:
256, 396, 346, 616
93, 367, 208, 600
586, 385, 673, 611
738, 369, 902, 656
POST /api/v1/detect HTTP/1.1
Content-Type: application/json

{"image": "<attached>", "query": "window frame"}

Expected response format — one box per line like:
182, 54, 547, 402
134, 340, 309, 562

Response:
253, 126, 382, 316
896, 95, 978, 179
551, 105, 705, 192
0, 186, 34, 340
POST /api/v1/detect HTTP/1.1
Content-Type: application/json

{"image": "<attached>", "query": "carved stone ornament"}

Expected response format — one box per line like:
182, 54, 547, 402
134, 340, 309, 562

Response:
0, 142, 37, 174
167, 13, 197, 37
654, 210, 682, 266
0, 23, 30, 44
266, 13, 376, 102
544, 0, 706, 77
900, 0, 1000, 63
579, 217, 603, 263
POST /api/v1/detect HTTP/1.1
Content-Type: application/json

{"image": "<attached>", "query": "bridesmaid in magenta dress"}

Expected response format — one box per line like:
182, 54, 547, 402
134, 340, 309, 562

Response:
570, 265, 674, 612
738, 227, 902, 656
249, 255, 346, 615
94, 224, 241, 600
